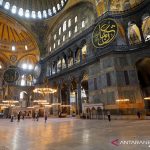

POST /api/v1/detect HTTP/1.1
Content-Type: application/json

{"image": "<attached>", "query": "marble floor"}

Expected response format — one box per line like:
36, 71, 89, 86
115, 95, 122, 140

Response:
0, 118, 150, 150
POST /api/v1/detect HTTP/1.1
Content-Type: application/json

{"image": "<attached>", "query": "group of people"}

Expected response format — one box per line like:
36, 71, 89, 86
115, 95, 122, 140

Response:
10, 110, 142, 123
32, 111, 48, 123
106, 111, 142, 122
10, 111, 48, 123
11, 111, 25, 122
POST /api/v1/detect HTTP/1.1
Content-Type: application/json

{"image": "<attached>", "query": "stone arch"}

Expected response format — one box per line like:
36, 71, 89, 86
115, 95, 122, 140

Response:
67, 50, 74, 67
75, 48, 80, 63
57, 57, 61, 73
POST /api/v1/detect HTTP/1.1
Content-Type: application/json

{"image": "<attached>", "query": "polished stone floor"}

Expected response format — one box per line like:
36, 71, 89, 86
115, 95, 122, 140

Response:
0, 118, 150, 150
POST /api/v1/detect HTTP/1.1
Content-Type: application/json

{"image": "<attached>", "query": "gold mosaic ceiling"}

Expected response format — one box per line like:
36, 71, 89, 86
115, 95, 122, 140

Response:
0, 13, 39, 65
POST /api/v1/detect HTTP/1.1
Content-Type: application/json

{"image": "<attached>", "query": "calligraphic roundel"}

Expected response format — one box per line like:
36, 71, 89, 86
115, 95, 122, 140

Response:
3, 68, 19, 83
92, 18, 118, 48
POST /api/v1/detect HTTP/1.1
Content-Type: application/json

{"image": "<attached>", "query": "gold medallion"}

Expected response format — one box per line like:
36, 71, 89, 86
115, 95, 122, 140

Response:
92, 18, 118, 48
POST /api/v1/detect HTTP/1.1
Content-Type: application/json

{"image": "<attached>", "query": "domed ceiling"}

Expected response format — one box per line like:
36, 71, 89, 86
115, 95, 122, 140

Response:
0, 0, 68, 19
0, 12, 40, 67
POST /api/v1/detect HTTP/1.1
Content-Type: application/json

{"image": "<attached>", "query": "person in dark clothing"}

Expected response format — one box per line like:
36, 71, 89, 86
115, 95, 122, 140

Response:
11, 113, 14, 122
137, 111, 141, 119
35, 112, 39, 121
107, 111, 111, 122
32, 112, 35, 121
17, 112, 21, 122
44, 112, 48, 123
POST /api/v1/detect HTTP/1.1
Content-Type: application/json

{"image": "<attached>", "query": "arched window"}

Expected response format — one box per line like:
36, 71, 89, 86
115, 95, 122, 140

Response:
82, 45, 87, 62
54, 34, 57, 40
48, 9, 52, 16
68, 57, 73, 67
4, 2, 10, 10
75, 16, 78, 23
57, 59, 61, 72
82, 21, 85, 28
0, 0, 3, 5
59, 27, 61, 35
37, 11, 42, 19
49, 47, 52, 52
75, 49, 80, 63
52, 63, 56, 75
12, 45, 16, 51
69, 31, 71, 37
18, 8, 24, 16
47, 63, 52, 76
53, 6, 57, 14
142, 15, 150, 42
128, 23, 141, 45
63, 35, 65, 42
63, 21, 67, 32
20, 91, 24, 99
43, 10, 47, 18
57, 4, 61, 10
58, 39, 60, 45
25, 10, 30, 18
75, 25, 78, 33
68, 19, 71, 27
54, 43, 56, 49
61, 0, 64, 7
11, 5, 17, 14
62, 58, 66, 69
20, 75, 26, 86
68, 51, 73, 67
31, 11, 36, 19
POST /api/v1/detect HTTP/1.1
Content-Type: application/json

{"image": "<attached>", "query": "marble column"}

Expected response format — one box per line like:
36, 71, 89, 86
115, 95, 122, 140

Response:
66, 56, 68, 68
67, 82, 71, 105
73, 51, 76, 64
77, 79, 82, 114
75, 91, 78, 115
58, 83, 62, 104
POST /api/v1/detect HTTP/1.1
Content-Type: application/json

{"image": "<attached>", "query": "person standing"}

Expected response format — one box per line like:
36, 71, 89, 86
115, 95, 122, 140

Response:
17, 112, 21, 122
44, 112, 48, 123
35, 112, 39, 121
32, 112, 35, 121
107, 111, 111, 122
11, 112, 14, 122
137, 111, 141, 119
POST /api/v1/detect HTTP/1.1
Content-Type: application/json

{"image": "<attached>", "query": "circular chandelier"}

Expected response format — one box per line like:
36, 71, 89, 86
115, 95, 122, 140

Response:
0, 0, 68, 19
33, 88, 57, 94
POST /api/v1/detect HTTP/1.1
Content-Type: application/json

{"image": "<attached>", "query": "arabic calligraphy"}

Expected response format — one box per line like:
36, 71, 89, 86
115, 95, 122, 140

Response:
4, 68, 19, 83
92, 18, 118, 48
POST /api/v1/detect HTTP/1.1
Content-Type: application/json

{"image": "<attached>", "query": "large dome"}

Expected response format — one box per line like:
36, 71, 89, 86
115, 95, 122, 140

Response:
0, 0, 68, 19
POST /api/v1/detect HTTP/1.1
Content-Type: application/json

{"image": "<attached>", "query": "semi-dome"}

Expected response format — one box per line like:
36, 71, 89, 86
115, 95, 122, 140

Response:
0, 0, 68, 19
0, 12, 40, 68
